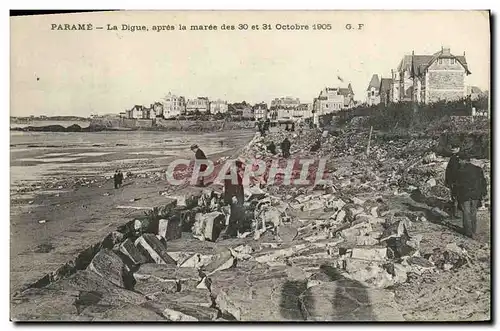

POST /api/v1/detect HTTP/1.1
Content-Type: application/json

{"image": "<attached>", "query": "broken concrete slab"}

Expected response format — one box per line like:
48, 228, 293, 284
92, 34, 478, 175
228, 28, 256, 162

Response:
299, 279, 405, 321
134, 277, 178, 296
135, 233, 176, 265
158, 218, 182, 241
179, 253, 214, 269
192, 212, 225, 242
119, 238, 150, 265
351, 247, 388, 261
148, 289, 213, 308
87, 249, 130, 288
201, 248, 235, 277
210, 265, 304, 321
46, 270, 147, 306
134, 263, 201, 292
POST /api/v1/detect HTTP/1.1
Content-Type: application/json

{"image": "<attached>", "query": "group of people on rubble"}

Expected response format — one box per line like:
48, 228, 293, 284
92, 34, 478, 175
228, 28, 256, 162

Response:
266, 137, 291, 158
445, 144, 488, 239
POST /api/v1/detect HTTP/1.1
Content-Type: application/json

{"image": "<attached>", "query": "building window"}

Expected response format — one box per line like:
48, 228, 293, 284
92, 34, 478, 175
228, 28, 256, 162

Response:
451, 58, 455, 64
372, 91, 374, 97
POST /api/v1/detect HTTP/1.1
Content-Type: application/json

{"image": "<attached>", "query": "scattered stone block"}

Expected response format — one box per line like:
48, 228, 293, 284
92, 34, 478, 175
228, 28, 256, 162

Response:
202, 248, 235, 276
149, 289, 213, 308
120, 238, 150, 265
192, 212, 225, 242
135, 234, 176, 265
158, 218, 182, 241
87, 249, 129, 288
351, 247, 388, 261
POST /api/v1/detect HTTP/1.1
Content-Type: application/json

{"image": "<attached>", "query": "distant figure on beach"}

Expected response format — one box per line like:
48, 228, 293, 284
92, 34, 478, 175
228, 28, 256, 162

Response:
191, 144, 208, 187
219, 140, 224, 147
267, 141, 277, 155
310, 138, 321, 152
280, 137, 291, 158
113, 170, 119, 189
113, 170, 123, 189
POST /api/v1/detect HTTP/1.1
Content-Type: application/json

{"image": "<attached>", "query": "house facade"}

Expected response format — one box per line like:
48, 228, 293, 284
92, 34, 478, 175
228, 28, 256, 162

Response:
366, 74, 381, 106
209, 100, 228, 114
270, 97, 301, 121
127, 105, 144, 119
162, 92, 186, 118
393, 47, 471, 104
186, 97, 210, 113
379, 78, 393, 106
314, 85, 355, 116
253, 102, 268, 121
294, 103, 313, 120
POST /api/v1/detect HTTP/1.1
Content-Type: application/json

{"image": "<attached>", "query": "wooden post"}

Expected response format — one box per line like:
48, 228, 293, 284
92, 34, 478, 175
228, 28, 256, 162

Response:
366, 126, 373, 156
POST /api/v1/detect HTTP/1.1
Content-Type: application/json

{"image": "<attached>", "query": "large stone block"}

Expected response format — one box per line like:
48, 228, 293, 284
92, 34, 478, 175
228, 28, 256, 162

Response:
158, 218, 182, 241
135, 233, 176, 265
351, 247, 388, 261
134, 263, 200, 292
210, 265, 305, 321
191, 212, 225, 242
87, 249, 130, 288
120, 238, 150, 265
201, 248, 235, 277
148, 289, 213, 308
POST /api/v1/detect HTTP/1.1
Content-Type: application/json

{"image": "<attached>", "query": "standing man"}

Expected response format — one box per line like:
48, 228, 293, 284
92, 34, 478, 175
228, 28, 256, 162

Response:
190, 144, 208, 187
280, 137, 291, 158
445, 145, 461, 217
455, 155, 488, 239
222, 160, 245, 238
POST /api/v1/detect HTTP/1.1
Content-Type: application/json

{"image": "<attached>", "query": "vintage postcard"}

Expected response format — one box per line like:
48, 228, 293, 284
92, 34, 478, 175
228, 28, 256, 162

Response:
10, 10, 491, 322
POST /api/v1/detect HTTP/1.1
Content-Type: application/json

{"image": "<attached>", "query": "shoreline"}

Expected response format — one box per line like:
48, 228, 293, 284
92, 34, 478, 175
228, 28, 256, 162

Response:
10, 132, 256, 293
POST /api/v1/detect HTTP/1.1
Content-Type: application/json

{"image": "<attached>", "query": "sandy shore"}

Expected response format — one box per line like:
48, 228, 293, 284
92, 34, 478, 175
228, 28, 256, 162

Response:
10, 130, 255, 294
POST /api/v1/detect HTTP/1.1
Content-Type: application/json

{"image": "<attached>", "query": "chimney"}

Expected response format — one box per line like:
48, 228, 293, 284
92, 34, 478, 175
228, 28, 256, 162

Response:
442, 46, 451, 55
464, 51, 466, 56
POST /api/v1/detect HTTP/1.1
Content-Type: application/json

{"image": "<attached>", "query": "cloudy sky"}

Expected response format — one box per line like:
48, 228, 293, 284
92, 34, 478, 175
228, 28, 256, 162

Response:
11, 10, 490, 117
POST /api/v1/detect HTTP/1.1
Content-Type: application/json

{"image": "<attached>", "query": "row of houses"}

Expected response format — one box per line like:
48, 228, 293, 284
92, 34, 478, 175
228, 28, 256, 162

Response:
124, 92, 230, 119
123, 81, 358, 122
366, 47, 485, 106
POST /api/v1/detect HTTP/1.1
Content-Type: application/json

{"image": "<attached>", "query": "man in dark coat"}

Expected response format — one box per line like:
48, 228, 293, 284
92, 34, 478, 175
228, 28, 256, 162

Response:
445, 146, 461, 217
280, 137, 291, 158
455, 156, 488, 238
222, 160, 245, 238
191, 144, 208, 187
267, 141, 277, 155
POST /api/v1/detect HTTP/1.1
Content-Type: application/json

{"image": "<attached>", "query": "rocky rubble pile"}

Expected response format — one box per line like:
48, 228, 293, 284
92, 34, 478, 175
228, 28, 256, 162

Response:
12, 128, 490, 321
